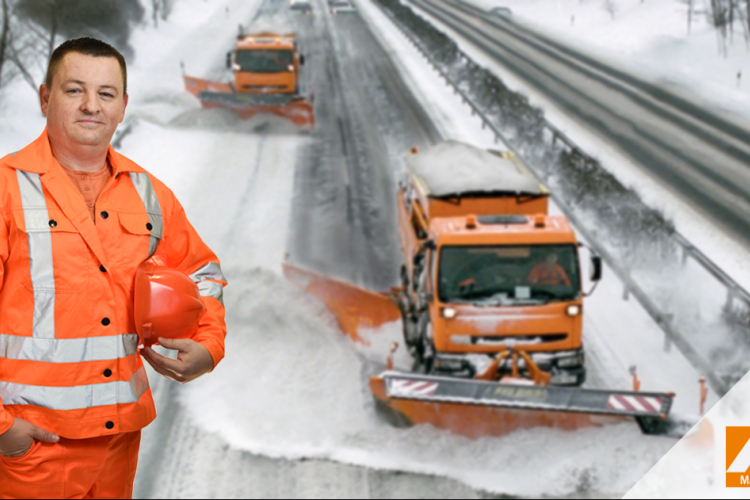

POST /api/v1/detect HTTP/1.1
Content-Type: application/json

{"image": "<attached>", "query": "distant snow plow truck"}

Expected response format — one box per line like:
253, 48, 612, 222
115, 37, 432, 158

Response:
285, 141, 683, 439
183, 21, 314, 129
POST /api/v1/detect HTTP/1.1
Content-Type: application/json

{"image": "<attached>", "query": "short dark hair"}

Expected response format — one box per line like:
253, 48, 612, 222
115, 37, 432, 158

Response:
46, 37, 128, 95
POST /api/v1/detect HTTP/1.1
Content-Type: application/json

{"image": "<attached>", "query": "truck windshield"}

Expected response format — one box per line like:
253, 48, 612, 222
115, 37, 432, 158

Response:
236, 50, 294, 73
438, 244, 581, 305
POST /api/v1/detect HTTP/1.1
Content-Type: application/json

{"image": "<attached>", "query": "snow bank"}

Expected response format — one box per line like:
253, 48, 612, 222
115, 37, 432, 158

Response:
406, 140, 542, 196
179, 265, 677, 497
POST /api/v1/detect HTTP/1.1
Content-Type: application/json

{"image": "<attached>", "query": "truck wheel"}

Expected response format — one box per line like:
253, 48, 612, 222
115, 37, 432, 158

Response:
416, 314, 435, 373
400, 264, 409, 288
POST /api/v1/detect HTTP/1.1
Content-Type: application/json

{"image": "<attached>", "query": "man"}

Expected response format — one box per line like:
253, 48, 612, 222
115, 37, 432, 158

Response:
0, 38, 227, 498
528, 252, 571, 286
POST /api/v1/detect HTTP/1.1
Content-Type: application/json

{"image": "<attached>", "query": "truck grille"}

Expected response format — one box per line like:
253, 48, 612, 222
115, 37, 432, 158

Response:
453, 334, 568, 346
242, 85, 288, 90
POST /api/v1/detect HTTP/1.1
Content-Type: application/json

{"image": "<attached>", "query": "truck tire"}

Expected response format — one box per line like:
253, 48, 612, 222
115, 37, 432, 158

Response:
412, 313, 434, 374
400, 264, 409, 288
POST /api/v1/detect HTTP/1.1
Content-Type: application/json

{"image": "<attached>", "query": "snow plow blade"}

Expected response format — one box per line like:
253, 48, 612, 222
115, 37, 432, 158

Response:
184, 76, 315, 129
371, 372, 681, 438
283, 263, 401, 344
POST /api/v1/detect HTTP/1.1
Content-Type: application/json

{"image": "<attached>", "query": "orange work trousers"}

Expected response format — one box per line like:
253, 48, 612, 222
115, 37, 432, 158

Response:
0, 431, 140, 499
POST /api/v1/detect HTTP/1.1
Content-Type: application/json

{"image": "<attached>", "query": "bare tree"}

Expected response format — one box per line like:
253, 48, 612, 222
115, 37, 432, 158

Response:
151, 0, 160, 28
0, 0, 9, 84
604, 0, 617, 20
678, 0, 697, 35
151, 0, 177, 28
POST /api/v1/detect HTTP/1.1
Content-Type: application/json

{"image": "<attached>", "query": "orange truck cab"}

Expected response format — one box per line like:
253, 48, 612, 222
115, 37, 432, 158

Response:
229, 23, 305, 96
397, 141, 602, 386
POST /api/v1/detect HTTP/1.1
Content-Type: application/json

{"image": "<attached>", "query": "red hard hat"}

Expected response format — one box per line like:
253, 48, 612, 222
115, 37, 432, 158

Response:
134, 257, 205, 347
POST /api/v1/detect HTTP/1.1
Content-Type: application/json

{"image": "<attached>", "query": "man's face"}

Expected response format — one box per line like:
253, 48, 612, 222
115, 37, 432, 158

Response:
40, 52, 128, 149
546, 253, 558, 265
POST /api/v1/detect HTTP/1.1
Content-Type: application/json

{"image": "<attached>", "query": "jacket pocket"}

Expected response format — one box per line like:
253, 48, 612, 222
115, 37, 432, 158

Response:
118, 212, 161, 285
0, 440, 65, 499
12, 208, 92, 293
0, 438, 39, 462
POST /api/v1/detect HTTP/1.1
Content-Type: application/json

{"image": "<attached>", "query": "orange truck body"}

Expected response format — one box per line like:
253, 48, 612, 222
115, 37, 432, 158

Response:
232, 32, 300, 95
398, 143, 587, 385
282, 142, 683, 439
183, 26, 314, 129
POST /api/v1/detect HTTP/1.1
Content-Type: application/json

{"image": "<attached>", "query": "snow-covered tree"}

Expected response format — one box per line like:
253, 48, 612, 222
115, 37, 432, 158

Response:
151, 0, 178, 28
604, 0, 618, 20
0, 0, 144, 95
13, 0, 144, 58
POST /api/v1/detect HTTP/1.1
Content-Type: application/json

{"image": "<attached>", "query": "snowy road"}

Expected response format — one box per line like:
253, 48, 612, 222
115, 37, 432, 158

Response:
287, 0, 440, 291
408, 0, 750, 250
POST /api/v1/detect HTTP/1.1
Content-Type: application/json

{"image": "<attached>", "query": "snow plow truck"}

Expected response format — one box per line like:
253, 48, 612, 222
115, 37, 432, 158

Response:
183, 20, 314, 129
285, 141, 683, 439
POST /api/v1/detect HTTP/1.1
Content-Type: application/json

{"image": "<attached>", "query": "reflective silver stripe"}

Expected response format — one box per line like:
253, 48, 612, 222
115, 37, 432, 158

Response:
0, 334, 139, 363
0, 378, 145, 410
128, 172, 163, 258
190, 262, 226, 283
16, 170, 55, 339
191, 262, 226, 306
130, 366, 149, 401
198, 281, 224, 305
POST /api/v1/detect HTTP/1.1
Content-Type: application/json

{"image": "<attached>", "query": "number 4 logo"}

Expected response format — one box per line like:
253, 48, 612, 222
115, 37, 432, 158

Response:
727, 427, 750, 487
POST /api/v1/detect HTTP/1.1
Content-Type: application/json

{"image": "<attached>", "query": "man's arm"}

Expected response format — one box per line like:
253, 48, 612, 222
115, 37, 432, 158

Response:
160, 202, 227, 367
140, 191, 227, 382
556, 265, 572, 286
0, 209, 60, 454
0, 211, 11, 435
527, 265, 541, 284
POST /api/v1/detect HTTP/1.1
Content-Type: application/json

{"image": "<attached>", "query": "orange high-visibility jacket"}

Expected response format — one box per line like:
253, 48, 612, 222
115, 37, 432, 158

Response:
0, 130, 227, 439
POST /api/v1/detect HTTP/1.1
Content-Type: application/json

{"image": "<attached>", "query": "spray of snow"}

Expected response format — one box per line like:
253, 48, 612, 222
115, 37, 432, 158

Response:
355, 320, 413, 371
180, 267, 677, 497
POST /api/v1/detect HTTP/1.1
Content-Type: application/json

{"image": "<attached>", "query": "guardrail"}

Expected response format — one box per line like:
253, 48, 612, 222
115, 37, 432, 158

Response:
372, 0, 750, 395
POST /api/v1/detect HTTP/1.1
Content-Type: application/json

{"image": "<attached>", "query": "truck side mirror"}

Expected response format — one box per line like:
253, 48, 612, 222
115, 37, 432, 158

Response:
226, 52, 232, 70
590, 255, 603, 282
300, 54, 306, 65
419, 239, 436, 252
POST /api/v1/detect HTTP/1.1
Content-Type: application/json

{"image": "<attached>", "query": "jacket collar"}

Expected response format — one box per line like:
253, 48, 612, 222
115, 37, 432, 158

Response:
7, 128, 145, 176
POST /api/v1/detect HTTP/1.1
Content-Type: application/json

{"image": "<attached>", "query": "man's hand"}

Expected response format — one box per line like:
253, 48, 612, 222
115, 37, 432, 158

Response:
0, 418, 59, 458
141, 338, 215, 384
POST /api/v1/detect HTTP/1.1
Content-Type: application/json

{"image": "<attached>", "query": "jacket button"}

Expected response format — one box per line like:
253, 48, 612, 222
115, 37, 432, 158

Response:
101, 318, 111, 326
105, 421, 114, 430
99, 265, 106, 273
103, 369, 112, 378
48, 220, 57, 228
100, 211, 109, 219
146, 222, 153, 231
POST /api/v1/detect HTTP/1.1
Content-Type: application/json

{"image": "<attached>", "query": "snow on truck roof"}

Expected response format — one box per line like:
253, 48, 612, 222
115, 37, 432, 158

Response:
405, 141, 543, 197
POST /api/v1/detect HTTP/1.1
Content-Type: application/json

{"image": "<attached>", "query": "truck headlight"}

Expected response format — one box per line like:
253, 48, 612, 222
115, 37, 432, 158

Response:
434, 356, 464, 370
441, 307, 457, 319
566, 305, 581, 317
557, 354, 583, 368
